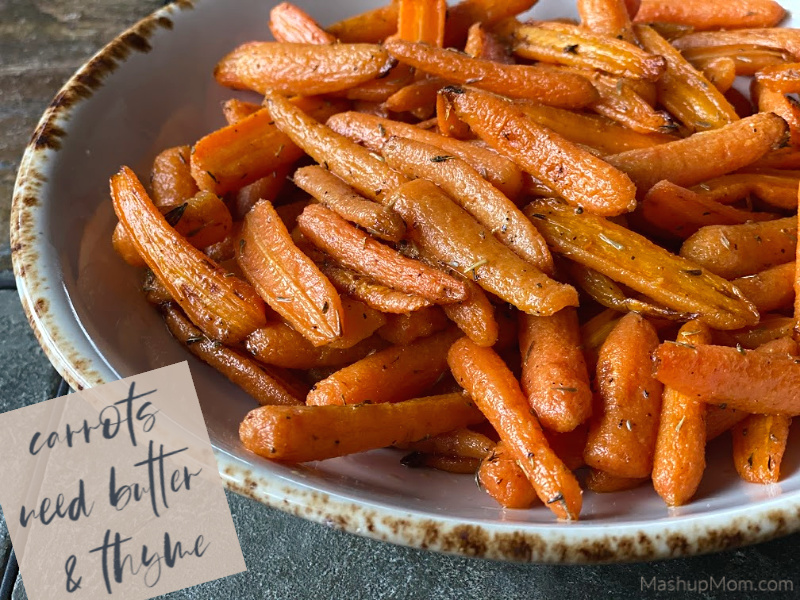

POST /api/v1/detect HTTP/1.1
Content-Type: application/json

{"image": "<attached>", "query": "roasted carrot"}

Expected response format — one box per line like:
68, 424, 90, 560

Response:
326, 111, 525, 199
733, 263, 795, 313
641, 180, 774, 239
377, 306, 449, 345
398, 0, 447, 46
511, 21, 666, 81
714, 315, 796, 350
401, 453, 481, 473
691, 170, 800, 211
465, 22, 514, 63
682, 44, 794, 77
699, 57, 737, 93
635, 24, 738, 132
112, 225, 146, 267
585, 470, 649, 493
673, 29, 800, 61
326, 2, 399, 43
584, 313, 664, 479
707, 404, 749, 440
578, 0, 636, 41
448, 338, 582, 519
652, 321, 712, 506
237, 200, 343, 346
269, 2, 336, 44
265, 93, 408, 205
297, 203, 467, 303
161, 303, 303, 406
653, 343, 800, 415
634, 0, 787, 30
400, 427, 496, 459
111, 167, 266, 344
232, 165, 293, 221
306, 329, 460, 406
215, 42, 394, 96
390, 180, 579, 316
293, 165, 406, 242
680, 216, 796, 279
478, 441, 539, 509
443, 0, 538, 48
385, 77, 446, 114
519, 308, 593, 433
443, 86, 637, 216
733, 414, 792, 484
150, 145, 197, 208
607, 112, 788, 191
384, 38, 599, 108
525, 199, 760, 330
246, 323, 386, 369
222, 99, 263, 125
754, 62, 800, 94
381, 135, 553, 272
436, 93, 473, 140
240, 392, 484, 462
585, 71, 676, 134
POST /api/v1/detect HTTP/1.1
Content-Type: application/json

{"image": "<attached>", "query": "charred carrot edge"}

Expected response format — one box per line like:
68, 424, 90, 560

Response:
384, 38, 599, 109
111, 166, 266, 345
448, 337, 583, 520
519, 308, 593, 433
679, 216, 796, 280
269, 2, 336, 44
240, 392, 484, 462
634, 0, 787, 30
732, 263, 796, 314
578, 0, 635, 41
585, 470, 649, 493
297, 203, 467, 303
635, 24, 739, 132
246, 323, 386, 370
510, 21, 666, 81
584, 312, 664, 478
265, 93, 408, 205
150, 145, 198, 208
326, 2, 400, 43
524, 199, 760, 331
398, 0, 447, 46
307, 329, 460, 406
399, 428, 496, 459
161, 303, 304, 406
389, 179, 579, 316
293, 165, 406, 243
653, 343, 800, 415
607, 112, 789, 191
214, 42, 394, 96
641, 180, 774, 239
443, 85, 637, 217
381, 135, 553, 272
377, 306, 449, 345
652, 321, 712, 506
478, 441, 540, 509
237, 200, 344, 347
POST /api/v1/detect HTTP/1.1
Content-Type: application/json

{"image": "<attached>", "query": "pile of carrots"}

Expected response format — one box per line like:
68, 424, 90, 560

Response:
110, 0, 800, 521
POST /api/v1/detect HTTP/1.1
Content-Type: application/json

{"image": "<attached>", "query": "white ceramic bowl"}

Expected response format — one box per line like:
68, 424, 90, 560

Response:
11, 0, 800, 563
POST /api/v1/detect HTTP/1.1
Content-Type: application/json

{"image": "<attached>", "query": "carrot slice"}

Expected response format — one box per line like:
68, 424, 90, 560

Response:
214, 42, 394, 96
237, 200, 343, 346
307, 329, 460, 406
384, 38, 598, 109
381, 135, 553, 272
442, 85, 637, 216
297, 203, 467, 304
389, 180, 579, 316
161, 303, 303, 406
240, 392, 483, 462
110, 166, 266, 344
448, 337, 583, 520
269, 2, 336, 44
634, 0, 787, 30
652, 321, 712, 506
584, 312, 664, 479
519, 308, 593, 433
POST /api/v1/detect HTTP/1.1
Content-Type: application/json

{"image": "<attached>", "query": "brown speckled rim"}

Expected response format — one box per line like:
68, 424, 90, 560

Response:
10, 0, 800, 564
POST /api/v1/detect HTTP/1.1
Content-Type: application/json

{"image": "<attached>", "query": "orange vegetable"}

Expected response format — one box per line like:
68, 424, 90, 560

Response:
400, 428, 496, 459
700, 57, 737, 93
448, 337, 583, 520
389, 179, 579, 316
150, 145, 198, 208
401, 453, 481, 473
707, 404, 749, 440
161, 303, 303, 406
377, 306, 449, 345
634, 0, 787, 30
384, 38, 599, 108
578, 0, 636, 41
585, 470, 649, 493
443, 86, 637, 217
326, 2, 400, 43
214, 42, 394, 96
733, 414, 792, 484
478, 441, 540, 509
672, 29, 800, 61
443, 0, 538, 48
269, 2, 335, 44
691, 170, 800, 211
733, 263, 796, 313
682, 44, 794, 77
585, 71, 675, 134
754, 62, 800, 94
714, 315, 796, 350
398, 0, 447, 46
222, 99, 263, 125
237, 200, 343, 346
110, 166, 266, 345
231, 165, 293, 221
584, 312, 664, 479
240, 392, 484, 462
385, 77, 446, 113
519, 308, 593, 433
306, 329, 460, 406
465, 22, 514, 63
652, 321, 712, 506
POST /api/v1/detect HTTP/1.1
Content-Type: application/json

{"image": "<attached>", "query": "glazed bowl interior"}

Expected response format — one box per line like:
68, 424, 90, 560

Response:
12, 0, 800, 562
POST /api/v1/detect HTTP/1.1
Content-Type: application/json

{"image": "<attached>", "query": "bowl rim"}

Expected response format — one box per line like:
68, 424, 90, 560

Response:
10, 0, 800, 564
